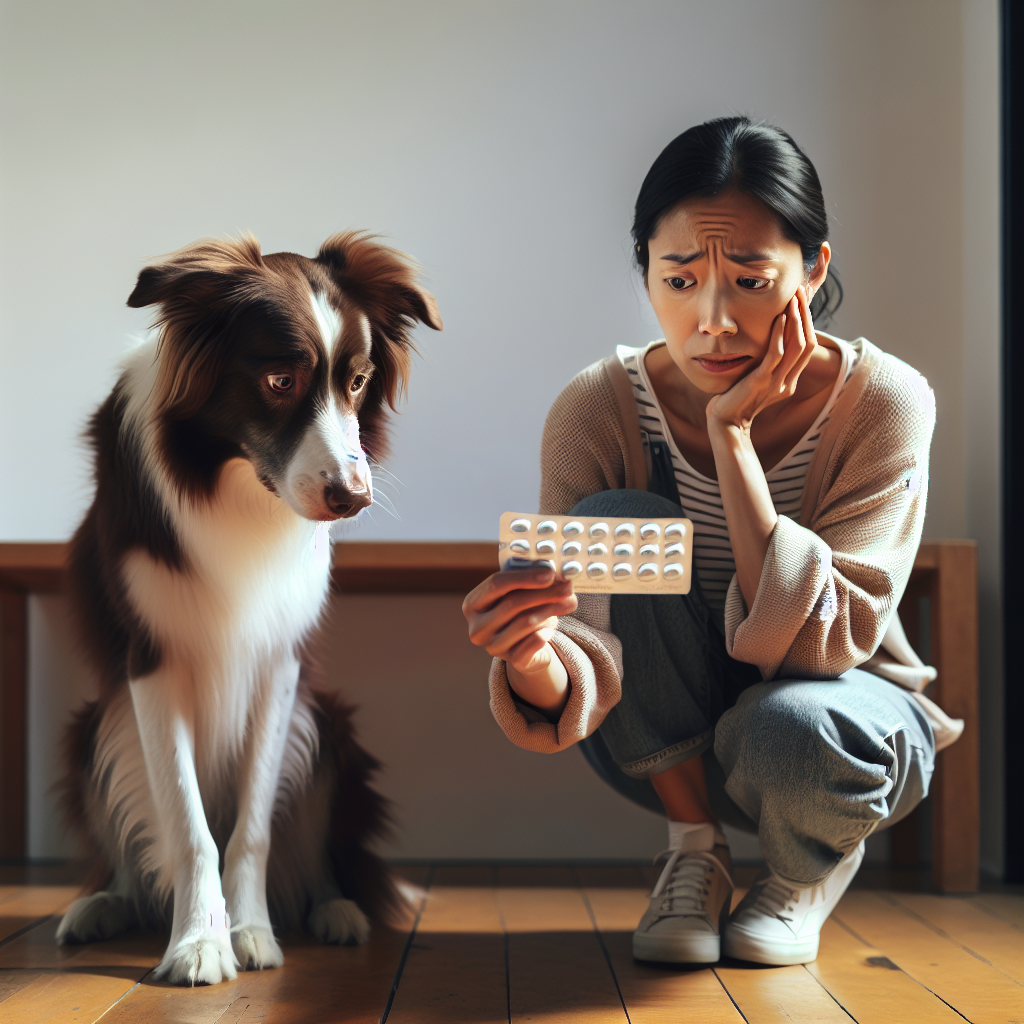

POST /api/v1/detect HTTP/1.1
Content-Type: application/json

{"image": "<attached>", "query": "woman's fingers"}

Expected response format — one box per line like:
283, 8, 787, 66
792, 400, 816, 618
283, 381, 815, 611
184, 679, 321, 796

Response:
779, 287, 817, 395
484, 599, 575, 657
466, 579, 576, 650
464, 567, 560, 616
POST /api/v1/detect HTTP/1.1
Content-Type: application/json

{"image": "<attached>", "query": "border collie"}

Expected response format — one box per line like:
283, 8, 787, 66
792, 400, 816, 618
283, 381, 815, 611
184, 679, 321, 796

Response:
56, 232, 442, 985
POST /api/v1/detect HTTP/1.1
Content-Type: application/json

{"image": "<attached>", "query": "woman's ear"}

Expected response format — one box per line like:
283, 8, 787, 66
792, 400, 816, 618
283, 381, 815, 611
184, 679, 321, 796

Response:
807, 242, 831, 298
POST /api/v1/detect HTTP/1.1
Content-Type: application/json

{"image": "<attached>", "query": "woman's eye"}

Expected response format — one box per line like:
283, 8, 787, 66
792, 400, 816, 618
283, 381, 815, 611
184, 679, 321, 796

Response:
737, 277, 769, 290
350, 374, 368, 392
666, 277, 692, 291
267, 374, 293, 393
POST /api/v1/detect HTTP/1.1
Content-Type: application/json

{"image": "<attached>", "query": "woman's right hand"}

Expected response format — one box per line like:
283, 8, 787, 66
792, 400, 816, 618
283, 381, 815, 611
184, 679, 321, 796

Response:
462, 566, 577, 714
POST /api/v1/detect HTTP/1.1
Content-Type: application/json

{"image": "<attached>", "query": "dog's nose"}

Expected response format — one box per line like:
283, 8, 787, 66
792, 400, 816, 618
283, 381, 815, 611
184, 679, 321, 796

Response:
323, 482, 372, 518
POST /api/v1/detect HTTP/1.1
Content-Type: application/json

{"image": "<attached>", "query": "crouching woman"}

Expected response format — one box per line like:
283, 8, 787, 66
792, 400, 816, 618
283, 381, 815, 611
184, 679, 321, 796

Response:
463, 117, 943, 967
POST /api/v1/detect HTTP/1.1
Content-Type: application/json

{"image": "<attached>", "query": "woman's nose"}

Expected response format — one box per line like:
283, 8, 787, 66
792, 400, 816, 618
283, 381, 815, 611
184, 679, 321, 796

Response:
698, 285, 737, 337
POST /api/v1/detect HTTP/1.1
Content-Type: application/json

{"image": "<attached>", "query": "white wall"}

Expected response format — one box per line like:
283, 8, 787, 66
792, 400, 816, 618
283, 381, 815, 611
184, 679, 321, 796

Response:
1, 0, 1002, 869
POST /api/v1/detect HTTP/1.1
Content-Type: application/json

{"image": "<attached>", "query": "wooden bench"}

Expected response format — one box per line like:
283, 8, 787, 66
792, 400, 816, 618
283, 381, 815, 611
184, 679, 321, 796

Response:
0, 539, 979, 891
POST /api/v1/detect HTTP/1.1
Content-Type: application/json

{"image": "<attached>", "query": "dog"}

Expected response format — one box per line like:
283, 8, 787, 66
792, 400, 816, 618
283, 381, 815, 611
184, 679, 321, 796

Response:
55, 231, 442, 985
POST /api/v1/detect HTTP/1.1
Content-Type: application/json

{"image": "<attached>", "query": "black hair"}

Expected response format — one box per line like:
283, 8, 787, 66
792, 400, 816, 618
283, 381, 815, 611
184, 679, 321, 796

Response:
632, 116, 842, 327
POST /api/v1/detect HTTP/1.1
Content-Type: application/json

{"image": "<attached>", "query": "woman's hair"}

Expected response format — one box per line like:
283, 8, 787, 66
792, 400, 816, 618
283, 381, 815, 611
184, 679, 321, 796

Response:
632, 116, 842, 326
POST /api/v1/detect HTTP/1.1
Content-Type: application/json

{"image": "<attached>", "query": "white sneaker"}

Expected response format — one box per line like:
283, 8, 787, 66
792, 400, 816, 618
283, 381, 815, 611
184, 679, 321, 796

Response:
723, 841, 865, 965
632, 822, 734, 964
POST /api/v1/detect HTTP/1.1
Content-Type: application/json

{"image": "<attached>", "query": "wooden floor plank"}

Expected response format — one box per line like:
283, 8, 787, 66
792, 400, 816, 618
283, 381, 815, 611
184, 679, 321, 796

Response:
0, 966, 150, 1023
888, 893, 1024, 984
584, 887, 743, 1024
972, 892, 1024, 927
388, 886, 506, 1023
713, 964, 852, 1024
834, 890, 1024, 1024
0, 886, 80, 942
806, 917, 968, 1023
498, 887, 626, 1023
0, 917, 163, 969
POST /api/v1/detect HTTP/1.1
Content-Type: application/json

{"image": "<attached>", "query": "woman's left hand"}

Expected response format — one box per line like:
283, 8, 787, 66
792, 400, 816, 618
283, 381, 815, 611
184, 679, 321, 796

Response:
706, 285, 816, 433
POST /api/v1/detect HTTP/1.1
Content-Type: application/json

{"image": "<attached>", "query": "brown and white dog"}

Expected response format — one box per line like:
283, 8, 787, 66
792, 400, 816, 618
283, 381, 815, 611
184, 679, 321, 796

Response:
56, 232, 441, 985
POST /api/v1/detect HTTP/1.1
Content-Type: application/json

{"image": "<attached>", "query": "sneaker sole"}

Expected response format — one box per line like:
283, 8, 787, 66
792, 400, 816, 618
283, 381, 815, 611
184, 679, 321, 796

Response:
722, 927, 819, 966
632, 931, 720, 964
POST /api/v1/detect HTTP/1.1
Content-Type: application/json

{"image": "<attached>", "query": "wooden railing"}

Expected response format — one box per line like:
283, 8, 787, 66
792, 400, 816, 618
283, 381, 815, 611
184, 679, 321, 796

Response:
0, 540, 979, 891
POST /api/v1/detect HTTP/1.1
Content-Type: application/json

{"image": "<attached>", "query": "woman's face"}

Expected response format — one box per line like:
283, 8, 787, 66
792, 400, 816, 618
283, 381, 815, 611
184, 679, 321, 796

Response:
645, 189, 829, 395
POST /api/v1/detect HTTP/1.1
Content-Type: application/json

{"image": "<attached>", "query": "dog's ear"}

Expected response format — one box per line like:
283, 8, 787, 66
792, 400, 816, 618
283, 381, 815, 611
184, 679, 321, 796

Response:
316, 232, 442, 413
129, 235, 264, 417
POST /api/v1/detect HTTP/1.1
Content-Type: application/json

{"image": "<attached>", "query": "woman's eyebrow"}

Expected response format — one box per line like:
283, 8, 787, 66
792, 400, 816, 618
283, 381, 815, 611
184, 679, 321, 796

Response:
658, 250, 775, 266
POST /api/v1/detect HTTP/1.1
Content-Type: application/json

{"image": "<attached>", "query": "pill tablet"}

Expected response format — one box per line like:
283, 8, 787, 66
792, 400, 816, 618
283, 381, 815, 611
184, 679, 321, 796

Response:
614, 523, 635, 538
589, 522, 609, 538
587, 562, 608, 578
613, 562, 633, 579
665, 522, 687, 539
638, 562, 659, 580
510, 539, 530, 554
588, 542, 608, 557
562, 521, 584, 536
562, 540, 582, 556
538, 559, 556, 570
562, 560, 582, 577
511, 518, 531, 533
663, 562, 684, 580
536, 539, 556, 555
639, 543, 659, 557
665, 542, 685, 558
613, 543, 634, 557
640, 523, 661, 539
537, 520, 557, 534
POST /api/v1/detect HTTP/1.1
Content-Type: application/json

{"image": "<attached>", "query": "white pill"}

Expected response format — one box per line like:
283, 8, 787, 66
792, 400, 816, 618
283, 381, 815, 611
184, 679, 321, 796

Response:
638, 562, 659, 580
537, 520, 557, 534
587, 542, 608, 557
510, 539, 530, 554
587, 562, 608, 578
511, 518, 531, 533
589, 522, 609, 538
665, 522, 687, 539
613, 543, 634, 557
562, 540, 582, 556
612, 562, 633, 579
665, 542, 685, 558
536, 539, 556, 555
538, 559, 556, 571
614, 523, 635, 538
561, 560, 582, 577
639, 543, 659, 557
663, 562, 685, 580
640, 523, 661, 539
562, 521, 584, 536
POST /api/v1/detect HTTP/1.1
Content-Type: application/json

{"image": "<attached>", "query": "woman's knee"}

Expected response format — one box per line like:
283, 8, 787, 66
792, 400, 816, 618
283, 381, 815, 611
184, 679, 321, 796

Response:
571, 489, 682, 520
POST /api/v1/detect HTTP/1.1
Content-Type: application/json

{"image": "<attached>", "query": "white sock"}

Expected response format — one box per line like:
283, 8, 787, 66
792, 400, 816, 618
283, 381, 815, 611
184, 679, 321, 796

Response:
668, 820, 728, 853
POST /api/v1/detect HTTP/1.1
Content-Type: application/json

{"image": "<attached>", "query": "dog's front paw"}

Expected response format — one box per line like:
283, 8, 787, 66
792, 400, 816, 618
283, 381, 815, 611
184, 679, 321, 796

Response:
57, 892, 136, 945
308, 898, 370, 945
232, 925, 284, 970
154, 934, 238, 986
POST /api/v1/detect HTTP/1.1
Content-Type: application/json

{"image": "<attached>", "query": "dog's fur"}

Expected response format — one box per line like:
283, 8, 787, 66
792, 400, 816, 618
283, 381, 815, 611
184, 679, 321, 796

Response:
56, 232, 441, 985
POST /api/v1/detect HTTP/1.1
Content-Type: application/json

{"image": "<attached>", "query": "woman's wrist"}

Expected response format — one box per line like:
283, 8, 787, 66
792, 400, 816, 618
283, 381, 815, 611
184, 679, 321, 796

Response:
506, 644, 571, 716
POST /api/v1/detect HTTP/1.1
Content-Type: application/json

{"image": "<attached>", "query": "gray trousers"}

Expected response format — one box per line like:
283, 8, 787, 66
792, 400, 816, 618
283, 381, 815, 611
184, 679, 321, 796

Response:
573, 490, 936, 887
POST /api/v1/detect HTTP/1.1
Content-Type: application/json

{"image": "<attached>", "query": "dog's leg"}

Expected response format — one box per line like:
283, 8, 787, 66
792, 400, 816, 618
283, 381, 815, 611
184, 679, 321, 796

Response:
221, 654, 299, 971
57, 867, 138, 944
130, 674, 237, 986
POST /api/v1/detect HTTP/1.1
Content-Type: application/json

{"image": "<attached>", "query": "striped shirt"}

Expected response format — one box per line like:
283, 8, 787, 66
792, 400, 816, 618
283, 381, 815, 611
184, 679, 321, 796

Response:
617, 340, 853, 615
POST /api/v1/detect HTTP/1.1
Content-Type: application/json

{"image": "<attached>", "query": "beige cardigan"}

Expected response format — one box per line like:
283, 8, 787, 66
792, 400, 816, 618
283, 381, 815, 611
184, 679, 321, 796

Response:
489, 336, 960, 756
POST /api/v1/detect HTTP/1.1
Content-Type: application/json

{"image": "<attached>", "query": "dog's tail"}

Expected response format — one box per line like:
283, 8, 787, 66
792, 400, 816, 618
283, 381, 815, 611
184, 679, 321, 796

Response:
311, 689, 406, 925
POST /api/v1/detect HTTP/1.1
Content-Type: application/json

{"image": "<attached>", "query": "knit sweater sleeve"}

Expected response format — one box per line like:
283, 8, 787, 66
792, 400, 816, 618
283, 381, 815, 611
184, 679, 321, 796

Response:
488, 361, 633, 752
723, 356, 935, 680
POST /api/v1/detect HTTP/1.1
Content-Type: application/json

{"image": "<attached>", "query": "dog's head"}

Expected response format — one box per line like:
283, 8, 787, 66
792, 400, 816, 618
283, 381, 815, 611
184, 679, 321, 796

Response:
127, 232, 442, 521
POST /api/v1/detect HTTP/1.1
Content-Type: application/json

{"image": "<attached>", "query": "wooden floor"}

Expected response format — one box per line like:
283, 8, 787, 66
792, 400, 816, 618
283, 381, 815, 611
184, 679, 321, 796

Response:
0, 863, 1020, 1024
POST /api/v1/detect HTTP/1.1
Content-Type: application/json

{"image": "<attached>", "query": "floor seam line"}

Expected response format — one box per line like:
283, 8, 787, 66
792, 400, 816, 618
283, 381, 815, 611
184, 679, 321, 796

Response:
574, 867, 631, 1024
378, 864, 434, 1024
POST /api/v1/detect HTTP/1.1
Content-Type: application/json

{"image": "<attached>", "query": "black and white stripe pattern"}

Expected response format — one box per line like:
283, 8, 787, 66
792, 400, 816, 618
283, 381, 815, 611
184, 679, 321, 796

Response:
618, 342, 852, 613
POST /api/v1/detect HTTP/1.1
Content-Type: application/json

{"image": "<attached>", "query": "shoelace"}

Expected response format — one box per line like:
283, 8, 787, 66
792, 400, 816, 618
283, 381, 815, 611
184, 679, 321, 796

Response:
747, 873, 802, 923
650, 848, 734, 920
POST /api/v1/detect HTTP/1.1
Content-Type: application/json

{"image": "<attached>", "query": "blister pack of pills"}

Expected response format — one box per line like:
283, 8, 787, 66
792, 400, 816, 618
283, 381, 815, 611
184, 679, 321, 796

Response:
498, 512, 693, 594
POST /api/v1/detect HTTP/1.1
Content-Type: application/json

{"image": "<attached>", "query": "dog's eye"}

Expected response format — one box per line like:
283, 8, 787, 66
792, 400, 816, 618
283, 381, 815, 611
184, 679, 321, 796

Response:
350, 374, 368, 392
267, 374, 293, 393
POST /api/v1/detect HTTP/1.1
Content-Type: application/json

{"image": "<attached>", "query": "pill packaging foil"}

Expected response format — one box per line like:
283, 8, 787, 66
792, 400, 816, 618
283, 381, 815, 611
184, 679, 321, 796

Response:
498, 512, 693, 594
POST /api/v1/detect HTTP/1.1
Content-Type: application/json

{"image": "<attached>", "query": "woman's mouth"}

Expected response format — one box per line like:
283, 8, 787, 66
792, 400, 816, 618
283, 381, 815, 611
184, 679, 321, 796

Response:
695, 354, 751, 374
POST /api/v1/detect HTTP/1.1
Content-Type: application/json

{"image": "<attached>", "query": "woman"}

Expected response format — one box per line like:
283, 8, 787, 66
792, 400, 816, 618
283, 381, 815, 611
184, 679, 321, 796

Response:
463, 117, 941, 967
